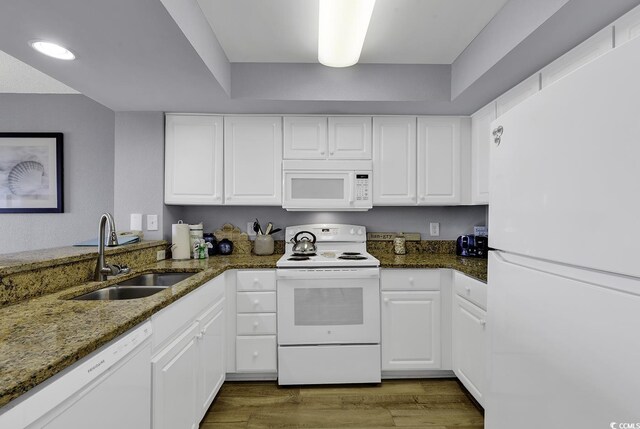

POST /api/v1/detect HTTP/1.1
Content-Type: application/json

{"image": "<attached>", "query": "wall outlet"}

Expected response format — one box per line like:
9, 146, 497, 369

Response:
247, 221, 256, 237
429, 222, 440, 237
130, 213, 143, 231
147, 214, 158, 231
156, 250, 166, 261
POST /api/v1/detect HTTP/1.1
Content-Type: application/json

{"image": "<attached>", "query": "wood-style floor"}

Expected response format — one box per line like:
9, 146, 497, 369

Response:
200, 379, 484, 428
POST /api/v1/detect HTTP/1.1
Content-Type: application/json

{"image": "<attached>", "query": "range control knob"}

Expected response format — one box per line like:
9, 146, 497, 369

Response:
350, 228, 355, 235
357, 228, 364, 235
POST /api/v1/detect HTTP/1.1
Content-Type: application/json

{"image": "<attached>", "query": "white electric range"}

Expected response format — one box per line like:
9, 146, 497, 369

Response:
276, 224, 381, 385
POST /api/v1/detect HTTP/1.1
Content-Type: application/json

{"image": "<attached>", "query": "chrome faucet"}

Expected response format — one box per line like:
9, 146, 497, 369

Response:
95, 213, 130, 281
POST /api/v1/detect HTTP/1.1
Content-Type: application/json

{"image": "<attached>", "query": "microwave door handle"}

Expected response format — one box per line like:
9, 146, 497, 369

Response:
348, 172, 355, 204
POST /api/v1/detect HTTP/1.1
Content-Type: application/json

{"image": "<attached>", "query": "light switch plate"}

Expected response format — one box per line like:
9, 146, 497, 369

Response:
429, 222, 440, 237
147, 214, 158, 231
247, 221, 256, 237
130, 213, 143, 231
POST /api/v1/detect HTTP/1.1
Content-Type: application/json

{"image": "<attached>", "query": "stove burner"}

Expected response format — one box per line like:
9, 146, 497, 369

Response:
292, 253, 316, 257
288, 256, 310, 261
338, 255, 368, 260
341, 252, 362, 256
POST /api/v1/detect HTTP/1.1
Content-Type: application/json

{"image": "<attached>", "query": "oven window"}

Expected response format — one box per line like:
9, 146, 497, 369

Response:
291, 178, 344, 200
294, 288, 364, 326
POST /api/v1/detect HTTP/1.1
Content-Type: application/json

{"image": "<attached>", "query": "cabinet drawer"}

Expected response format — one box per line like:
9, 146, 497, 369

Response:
237, 313, 277, 335
236, 336, 277, 372
237, 291, 277, 313
237, 270, 276, 291
381, 269, 441, 291
454, 272, 487, 310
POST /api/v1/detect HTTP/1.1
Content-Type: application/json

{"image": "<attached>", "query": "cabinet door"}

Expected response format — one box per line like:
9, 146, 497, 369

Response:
283, 117, 328, 159
381, 291, 441, 371
152, 322, 199, 429
224, 116, 282, 205
417, 117, 461, 205
453, 295, 487, 406
471, 103, 496, 204
165, 114, 223, 205
196, 299, 225, 421
328, 117, 372, 159
372, 117, 417, 205
541, 27, 613, 89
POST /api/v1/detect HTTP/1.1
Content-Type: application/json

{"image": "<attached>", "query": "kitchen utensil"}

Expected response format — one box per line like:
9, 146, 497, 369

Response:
264, 222, 273, 235
253, 219, 263, 235
456, 234, 488, 258
269, 228, 282, 235
290, 231, 317, 255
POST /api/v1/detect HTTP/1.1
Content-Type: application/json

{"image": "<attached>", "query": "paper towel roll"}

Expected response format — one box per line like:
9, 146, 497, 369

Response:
172, 221, 191, 260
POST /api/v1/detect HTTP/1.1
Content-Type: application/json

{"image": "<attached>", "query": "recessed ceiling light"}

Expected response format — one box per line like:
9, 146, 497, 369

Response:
318, 0, 376, 68
30, 40, 76, 60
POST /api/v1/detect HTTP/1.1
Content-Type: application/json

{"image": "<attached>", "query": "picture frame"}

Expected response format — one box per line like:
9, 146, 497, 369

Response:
0, 132, 64, 213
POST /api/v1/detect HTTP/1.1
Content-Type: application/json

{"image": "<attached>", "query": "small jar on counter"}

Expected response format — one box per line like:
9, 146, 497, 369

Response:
254, 235, 275, 256
394, 236, 406, 255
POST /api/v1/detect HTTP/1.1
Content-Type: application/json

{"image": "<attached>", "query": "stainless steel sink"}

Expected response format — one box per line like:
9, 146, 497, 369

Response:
73, 286, 168, 300
72, 272, 195, 301
116, 273, 194, 287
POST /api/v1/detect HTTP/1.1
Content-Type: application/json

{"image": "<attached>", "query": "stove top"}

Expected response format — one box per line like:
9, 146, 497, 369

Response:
276, 224, 379, 269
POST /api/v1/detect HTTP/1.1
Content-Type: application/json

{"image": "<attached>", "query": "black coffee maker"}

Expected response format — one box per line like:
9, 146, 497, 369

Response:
456, 235, 488, 258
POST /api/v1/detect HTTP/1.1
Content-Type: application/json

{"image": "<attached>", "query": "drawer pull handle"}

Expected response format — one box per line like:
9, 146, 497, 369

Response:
196, 333, 203, 340
253, 351, 259, 357
253, 278, 259, 283
253, 322, 259, 327
480, 320, 487, 327
465, 286, 471, 294
383, 298, 389, 303
254, 300, 260, 305
408, 277, 414, 284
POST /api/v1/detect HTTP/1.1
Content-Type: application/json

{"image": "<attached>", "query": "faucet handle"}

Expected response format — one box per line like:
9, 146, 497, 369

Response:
109, 264, 131, 276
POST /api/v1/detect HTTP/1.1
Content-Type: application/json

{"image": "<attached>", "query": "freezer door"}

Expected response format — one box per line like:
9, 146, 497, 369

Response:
489, 35, 640, 278
486, 251, 640, 429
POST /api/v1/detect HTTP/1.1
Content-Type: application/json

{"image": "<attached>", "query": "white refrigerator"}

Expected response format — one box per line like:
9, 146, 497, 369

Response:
486, 34, 640, 428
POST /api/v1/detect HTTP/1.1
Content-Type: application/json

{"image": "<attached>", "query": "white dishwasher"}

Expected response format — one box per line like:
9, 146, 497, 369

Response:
0, 321, 152, 429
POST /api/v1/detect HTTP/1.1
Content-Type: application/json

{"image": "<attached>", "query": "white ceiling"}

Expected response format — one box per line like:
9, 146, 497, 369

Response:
0, 50, 79, 94
197, 0, 509, 64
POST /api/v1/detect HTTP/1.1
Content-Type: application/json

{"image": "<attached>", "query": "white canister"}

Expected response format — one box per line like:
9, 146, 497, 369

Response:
394, 236, 406, 255
189, 222, 204, 257
171, 220, 191, 260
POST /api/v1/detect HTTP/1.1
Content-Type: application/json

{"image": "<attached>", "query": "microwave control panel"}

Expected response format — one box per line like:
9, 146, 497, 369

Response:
355, 173, 370, 201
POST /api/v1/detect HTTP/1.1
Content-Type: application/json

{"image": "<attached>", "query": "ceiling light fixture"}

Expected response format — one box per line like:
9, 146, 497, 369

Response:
318, 0, 376, 68
30, 40, 75, 60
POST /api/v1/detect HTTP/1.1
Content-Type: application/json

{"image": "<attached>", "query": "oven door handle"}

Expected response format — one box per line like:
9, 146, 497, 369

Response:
276, 268, 380, 280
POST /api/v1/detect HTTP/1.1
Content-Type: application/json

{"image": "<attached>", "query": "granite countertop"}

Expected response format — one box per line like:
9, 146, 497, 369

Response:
0, 251, 486, 408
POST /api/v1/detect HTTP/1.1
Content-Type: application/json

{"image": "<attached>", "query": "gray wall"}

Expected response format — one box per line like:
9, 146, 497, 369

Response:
177, 206, 488, 242
114, 111, 182, 241
0, 94, 115, 254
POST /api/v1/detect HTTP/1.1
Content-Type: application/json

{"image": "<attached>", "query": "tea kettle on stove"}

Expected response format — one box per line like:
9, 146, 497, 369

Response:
290, 231, 317, 255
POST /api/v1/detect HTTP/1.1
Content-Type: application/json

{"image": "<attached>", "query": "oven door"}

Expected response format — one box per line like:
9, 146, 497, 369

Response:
282, 170, 372, 211
276, 268, 380, 345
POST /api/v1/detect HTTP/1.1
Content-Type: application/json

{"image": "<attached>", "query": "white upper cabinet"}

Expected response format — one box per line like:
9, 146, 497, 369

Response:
283, 117, 328, 159
541, 27, 613, 89
328, 117, 372, 159
417, 117, 462, 205
165, 114, 224, 205
614, 4, 640, 47
373, 117, 417, 205
471, 103, 496, 204
224, 116, 283, 205
496, 74, 540, 118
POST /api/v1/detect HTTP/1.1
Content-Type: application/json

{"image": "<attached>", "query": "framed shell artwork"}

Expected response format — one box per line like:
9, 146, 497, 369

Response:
0, 133, 63, 213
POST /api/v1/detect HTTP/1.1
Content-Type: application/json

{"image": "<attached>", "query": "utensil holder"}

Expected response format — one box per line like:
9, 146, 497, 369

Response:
254, 235, 274, 256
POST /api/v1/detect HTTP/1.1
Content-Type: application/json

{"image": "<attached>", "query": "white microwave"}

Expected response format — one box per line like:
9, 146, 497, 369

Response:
282, 160, 372, 211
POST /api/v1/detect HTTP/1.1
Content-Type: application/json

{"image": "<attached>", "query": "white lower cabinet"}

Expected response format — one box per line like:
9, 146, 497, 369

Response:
380, 269, 442, 372
452, 272, 487, 406
151, 276, 226, 428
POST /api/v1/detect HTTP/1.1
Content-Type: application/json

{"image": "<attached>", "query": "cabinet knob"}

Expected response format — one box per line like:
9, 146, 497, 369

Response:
196, 333, 203, 340
253, 351, 259, 357
465, 286, 471, 294
253, 299, 260, 305
253, 278, 259, 283
408, 277, 414, 284
383, 297, 389, 303
420, 196, 426, 201
480, 320, 487, 327
329, 151, 335, 155
253, 322, 259, 327
493, 126, 504, 146
320, 151, 326, 155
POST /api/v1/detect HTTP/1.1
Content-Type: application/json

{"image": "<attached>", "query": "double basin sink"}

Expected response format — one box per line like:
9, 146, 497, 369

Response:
73, 273, 195, 301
